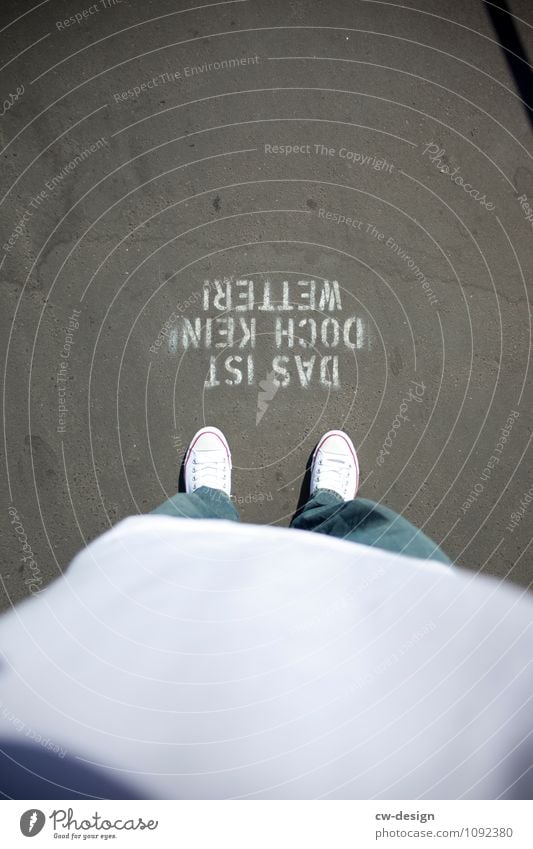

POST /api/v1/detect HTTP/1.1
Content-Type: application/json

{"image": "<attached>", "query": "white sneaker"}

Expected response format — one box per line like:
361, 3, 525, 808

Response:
310, 430, 359, 500
184, 426, 231, 495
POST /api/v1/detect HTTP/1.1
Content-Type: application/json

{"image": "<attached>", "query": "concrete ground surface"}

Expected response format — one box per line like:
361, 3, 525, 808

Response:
1, 0, 532, 612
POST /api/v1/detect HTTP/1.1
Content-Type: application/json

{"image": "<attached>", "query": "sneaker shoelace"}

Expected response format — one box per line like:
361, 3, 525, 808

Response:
316, 453, 350, 495
192, 450, 228, 489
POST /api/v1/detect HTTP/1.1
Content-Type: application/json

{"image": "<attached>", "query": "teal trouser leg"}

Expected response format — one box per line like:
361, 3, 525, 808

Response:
151, 486, 240, 521
291, 489, 452, 565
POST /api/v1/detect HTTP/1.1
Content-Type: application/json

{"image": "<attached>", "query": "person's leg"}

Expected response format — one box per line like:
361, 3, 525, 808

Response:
291, 489, 451, 565
291, 429, 451, 565
151, 486, 240, 521
151, 425, 239, 521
